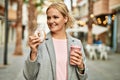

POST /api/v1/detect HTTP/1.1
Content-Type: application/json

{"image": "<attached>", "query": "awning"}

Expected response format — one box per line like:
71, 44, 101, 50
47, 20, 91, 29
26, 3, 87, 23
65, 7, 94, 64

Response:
66, 25, 108, 35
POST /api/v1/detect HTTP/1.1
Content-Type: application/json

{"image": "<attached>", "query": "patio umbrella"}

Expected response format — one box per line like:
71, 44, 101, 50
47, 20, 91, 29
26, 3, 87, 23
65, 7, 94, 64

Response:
66, 25, 108, 35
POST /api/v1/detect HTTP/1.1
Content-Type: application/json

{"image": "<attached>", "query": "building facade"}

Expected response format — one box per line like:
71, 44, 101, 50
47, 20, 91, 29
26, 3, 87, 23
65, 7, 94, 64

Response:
0, 0, 16, 45
77, 0, 120, 53
0, 0, 5, 45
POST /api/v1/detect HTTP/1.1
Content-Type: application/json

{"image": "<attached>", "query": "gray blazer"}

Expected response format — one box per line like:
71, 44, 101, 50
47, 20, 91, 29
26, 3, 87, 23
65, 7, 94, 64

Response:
23, 32, 88, 80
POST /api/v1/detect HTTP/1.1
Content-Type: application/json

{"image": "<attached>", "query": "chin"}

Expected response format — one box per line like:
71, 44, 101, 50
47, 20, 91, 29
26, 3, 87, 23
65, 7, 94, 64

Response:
50, 30, 56, 33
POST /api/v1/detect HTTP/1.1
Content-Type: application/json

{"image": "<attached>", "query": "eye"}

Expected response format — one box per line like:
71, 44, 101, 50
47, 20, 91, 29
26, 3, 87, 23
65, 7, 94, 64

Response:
53, 16, 59, 19
47, 16, 50, 20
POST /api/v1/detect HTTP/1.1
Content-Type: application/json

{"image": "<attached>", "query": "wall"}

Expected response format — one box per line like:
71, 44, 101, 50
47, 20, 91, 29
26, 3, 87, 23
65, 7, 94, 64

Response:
109, 0, 120, 9
93, 0, 112, 16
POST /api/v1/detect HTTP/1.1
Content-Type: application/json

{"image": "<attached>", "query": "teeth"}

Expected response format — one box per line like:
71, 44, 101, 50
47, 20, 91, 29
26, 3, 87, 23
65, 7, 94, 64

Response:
51, 23, 56, 26
50, 25, 55, 27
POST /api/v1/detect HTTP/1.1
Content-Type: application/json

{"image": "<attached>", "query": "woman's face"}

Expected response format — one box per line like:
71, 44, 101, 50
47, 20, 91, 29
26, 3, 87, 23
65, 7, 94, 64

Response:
47, 8, 67, 33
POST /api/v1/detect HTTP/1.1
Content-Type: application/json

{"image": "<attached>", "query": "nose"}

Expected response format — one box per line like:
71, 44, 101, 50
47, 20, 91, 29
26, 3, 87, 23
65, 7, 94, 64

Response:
47, 18, 54, 23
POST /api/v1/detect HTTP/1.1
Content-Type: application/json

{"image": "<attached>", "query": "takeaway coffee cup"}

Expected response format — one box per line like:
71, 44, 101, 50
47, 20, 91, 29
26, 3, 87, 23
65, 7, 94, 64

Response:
70, 45, 81, 52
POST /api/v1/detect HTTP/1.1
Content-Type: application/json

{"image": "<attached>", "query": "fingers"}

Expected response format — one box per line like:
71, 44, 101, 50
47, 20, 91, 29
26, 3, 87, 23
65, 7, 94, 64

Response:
29, 35, 38, 41
31, 38, 40, 44
29, 36, 40, 43
28, 35, 41, 49
70, 50, 83, 67
70, 58, 83, 66
71, 50, 82, 58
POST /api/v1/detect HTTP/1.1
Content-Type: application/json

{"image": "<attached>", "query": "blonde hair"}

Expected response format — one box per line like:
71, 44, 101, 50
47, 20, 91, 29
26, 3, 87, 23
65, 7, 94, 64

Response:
46, 2, 74, 28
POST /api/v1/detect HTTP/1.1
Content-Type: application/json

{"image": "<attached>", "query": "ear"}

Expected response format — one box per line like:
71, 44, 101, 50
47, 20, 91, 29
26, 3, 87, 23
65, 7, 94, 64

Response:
64, 16, 68, 23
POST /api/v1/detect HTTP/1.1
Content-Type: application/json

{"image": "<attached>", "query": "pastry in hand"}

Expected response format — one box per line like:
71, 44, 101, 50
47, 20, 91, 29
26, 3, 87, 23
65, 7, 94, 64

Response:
34, 29, 46, 42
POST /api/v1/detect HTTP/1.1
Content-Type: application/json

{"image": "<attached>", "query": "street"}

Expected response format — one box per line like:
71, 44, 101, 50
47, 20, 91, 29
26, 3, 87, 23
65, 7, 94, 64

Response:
0, 41, 120, 80
87, 53, 120, 80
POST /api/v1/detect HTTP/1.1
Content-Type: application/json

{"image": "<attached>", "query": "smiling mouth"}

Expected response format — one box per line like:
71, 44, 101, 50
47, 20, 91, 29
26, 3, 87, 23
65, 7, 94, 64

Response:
50, 23, 57, 27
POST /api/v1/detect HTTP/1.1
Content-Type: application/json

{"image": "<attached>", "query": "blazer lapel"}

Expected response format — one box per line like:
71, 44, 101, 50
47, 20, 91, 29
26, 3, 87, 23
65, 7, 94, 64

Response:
45, 32, 56, 80
67, 33, 75, 80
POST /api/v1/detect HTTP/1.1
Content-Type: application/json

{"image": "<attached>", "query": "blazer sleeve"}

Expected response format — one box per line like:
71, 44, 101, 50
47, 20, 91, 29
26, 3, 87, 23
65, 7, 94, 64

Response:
76, 40, 88, 80
23, 51, 40, 80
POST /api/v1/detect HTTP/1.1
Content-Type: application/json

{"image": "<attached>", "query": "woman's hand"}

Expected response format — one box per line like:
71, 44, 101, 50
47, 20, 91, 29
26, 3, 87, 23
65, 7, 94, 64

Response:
70, 50, 84, 70
28, 35, 41, 61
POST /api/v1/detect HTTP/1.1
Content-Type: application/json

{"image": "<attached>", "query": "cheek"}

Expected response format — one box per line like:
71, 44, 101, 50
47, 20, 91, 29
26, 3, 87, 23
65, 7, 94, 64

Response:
47, 21, 50, 26
59, 20, 66, 26
62, 18, 67, 24
47, 20, 49, 24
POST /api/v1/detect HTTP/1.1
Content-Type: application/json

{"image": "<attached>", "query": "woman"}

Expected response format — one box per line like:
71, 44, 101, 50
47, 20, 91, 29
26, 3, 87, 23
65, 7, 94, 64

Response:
23, 2, 87, 80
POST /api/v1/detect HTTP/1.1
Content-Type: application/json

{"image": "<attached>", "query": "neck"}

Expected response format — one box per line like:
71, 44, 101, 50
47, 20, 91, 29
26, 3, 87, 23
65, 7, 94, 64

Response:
51, 31, 67, 39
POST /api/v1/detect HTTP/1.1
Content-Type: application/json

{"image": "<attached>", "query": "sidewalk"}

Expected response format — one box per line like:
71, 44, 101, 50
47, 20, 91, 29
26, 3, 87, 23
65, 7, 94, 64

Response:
0, 41, 28, 80
87, 53, 120, 80
0, 41, 120, 80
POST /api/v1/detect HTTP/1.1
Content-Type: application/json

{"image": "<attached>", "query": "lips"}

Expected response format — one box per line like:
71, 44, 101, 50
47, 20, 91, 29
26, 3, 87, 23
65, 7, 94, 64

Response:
49, 23, 57, 28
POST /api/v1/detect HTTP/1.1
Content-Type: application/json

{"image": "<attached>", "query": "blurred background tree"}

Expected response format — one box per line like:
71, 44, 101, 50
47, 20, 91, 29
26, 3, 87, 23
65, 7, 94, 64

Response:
87, 0, 94, 44
12, 0, 44, 55
13, 0, 23, 55
24, 0, 44, 38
